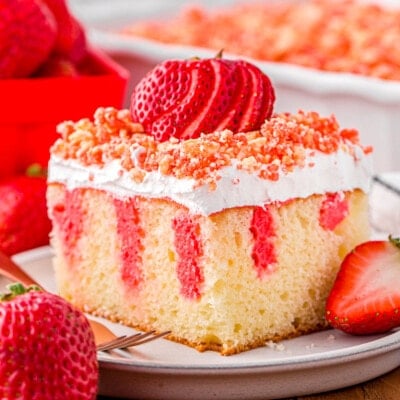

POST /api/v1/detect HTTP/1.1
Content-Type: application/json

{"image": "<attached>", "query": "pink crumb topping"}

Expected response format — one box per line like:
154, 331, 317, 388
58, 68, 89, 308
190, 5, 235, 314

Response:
250, 206, 277, 277
113, 197, 144, 289
51, 107, 371, 190
124, 0, 400, 81
319, 192, 349, 230
172, 213, 204, 299
50, 189, 85, 267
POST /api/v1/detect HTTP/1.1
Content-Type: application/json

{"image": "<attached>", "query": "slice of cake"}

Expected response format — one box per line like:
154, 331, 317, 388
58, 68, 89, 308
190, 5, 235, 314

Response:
47, 56, 372, 355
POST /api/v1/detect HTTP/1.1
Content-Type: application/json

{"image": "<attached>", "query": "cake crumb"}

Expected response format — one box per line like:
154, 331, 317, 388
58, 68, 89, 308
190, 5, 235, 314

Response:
306, 343, 315, 350
326, 333, 336, 341
265, 340, 286, 352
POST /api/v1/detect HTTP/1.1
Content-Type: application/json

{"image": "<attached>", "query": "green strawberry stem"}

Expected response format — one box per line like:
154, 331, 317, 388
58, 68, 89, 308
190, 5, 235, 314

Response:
215, 49, 224, 58
26, 163, 47, 177
389, 235, 400, 249
0, 282, 41, 301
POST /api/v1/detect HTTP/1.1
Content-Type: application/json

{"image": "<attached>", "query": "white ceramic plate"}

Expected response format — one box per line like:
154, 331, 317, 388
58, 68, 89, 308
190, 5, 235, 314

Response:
8, 246, 400, 400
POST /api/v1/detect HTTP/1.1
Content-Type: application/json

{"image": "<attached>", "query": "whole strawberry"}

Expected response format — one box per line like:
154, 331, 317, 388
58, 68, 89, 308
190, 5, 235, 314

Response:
41, 0, 88, 63
130, 56, 275, 141
0, 0, 57, 78
0, 174, 51, 255
0, 283, 98, 399
326, 236, 400, 335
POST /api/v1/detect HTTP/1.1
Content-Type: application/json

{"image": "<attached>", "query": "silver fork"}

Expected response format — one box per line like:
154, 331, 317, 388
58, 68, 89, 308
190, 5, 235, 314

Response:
97, 330, 171, 352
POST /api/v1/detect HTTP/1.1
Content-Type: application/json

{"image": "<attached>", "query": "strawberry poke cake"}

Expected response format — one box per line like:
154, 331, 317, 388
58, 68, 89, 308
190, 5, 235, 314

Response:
46, 56, 373, 355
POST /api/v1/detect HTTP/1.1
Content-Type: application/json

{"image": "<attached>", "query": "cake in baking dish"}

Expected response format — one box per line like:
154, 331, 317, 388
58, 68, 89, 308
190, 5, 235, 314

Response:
46, 56, 372, 355
124, 0, 400, 81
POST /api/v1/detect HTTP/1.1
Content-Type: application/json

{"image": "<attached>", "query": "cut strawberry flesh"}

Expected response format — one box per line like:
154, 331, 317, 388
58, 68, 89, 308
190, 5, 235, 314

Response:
326, 239, 400, 334
237, 62, 266, 132
183, 58, 238, 136
215, 62, 251, 132
262, 74, 276, 122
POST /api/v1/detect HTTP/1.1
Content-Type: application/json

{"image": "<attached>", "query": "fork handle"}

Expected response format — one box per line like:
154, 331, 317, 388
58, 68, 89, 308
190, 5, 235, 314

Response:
0, 251, 44, 289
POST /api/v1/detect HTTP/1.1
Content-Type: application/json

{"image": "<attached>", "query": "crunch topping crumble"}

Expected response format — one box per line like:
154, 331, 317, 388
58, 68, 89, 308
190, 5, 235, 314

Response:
124, 0, 400, 81
52, 107, 371, 188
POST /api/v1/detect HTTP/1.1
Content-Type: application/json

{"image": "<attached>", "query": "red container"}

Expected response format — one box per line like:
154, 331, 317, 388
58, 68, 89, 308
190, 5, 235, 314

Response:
0, 48, 129, 178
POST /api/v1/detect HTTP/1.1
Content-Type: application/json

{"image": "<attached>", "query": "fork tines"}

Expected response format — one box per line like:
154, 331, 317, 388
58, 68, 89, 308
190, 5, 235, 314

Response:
97, 330, 170, 352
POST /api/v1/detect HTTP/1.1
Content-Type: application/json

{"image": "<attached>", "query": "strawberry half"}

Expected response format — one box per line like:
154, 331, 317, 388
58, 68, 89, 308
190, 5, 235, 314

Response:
130, 56, 275, 142
0, 0, 57, 78
0, 283, 98, 399
326, 236, 400, 335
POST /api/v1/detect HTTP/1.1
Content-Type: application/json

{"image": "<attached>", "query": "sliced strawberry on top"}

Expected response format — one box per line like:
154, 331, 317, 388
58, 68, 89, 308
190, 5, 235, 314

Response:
262, 73, 276, 123
214, 61, 250, 132
149, 60, 216, 141
237, 61, 275, 132
182, 58, 238, 137
130, 56, 276, 142
131, 59, 193, 127
326, 236, 400, 335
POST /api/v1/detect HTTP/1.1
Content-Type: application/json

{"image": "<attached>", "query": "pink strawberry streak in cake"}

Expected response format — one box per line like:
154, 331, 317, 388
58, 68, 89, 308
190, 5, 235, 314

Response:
250, 206, 277, 277
113, 197, 144, 289
51, 189, 85, 267
172, 214, 204, 299
319, 192, 349, 231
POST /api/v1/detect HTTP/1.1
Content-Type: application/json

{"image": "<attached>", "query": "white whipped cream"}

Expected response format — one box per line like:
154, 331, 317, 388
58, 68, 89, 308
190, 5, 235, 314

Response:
48, 147, 372, 216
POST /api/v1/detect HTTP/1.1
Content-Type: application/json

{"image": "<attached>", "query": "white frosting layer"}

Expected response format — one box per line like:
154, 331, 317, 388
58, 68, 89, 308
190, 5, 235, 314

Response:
48, 145, 372, 216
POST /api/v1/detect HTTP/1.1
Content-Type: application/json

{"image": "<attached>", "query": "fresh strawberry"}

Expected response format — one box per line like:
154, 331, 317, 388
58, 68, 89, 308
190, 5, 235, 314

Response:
214, 60, 251, 131
0, 174, 51, 255
0, 283, 98, 399
41, 0, 88, 62
0, 0, 57, 78
130, 56, 275, 142
326, 236, 400, 335
181, 58, 243, 138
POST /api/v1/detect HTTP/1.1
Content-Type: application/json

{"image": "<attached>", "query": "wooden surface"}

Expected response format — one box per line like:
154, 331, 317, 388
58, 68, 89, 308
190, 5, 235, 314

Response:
97, 364, 400, 399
